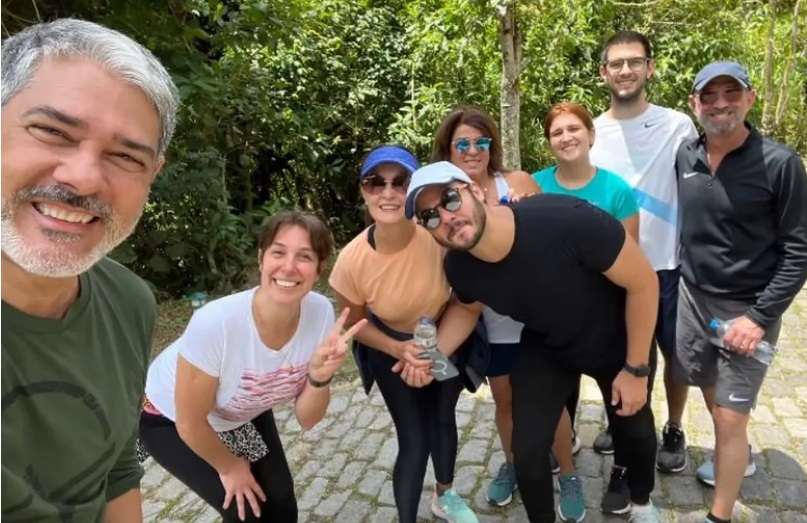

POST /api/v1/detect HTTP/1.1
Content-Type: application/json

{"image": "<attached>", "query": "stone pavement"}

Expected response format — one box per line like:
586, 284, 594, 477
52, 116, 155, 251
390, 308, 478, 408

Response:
142, 293, 807, 523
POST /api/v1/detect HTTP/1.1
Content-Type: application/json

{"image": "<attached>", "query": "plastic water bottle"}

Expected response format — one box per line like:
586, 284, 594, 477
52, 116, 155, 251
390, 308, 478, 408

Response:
412, 316, 459, 381
413, 317, 438, 350
708, 318, 777, 365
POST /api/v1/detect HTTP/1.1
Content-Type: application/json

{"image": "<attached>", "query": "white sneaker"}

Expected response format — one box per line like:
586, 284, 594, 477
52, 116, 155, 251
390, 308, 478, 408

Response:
571, 432, 582, 455
629, 502, 659, 522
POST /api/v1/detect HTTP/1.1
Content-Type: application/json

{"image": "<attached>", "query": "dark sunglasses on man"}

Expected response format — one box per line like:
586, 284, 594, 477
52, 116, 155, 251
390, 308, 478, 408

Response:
416, 186, 464, 230
696, 87, 745, 106
360, 172, 410, 194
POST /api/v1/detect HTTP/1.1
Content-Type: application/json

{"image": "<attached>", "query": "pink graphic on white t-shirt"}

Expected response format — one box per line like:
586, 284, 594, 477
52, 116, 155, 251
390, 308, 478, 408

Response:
215, 365, 308, 422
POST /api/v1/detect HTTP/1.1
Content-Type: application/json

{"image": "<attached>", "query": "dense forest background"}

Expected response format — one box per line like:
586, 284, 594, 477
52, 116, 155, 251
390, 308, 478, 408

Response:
3, 0, 805, 298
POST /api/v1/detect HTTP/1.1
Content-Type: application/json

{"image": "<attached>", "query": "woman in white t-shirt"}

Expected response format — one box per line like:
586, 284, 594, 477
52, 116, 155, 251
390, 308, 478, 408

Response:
139, 211, 366, 523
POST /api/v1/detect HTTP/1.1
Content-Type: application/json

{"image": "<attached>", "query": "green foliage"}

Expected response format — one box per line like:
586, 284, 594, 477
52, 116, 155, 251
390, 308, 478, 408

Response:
110, 149, 256, 296
3, 0, 805, 296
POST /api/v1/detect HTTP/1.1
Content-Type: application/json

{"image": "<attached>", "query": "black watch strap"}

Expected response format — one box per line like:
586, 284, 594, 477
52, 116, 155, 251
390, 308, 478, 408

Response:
623, 362, 651, 377
307, 374, 334, 388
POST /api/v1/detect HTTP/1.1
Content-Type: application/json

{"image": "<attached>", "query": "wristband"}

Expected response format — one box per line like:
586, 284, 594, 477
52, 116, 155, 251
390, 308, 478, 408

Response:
307, 374, 333, 388
623, 362, 651, 377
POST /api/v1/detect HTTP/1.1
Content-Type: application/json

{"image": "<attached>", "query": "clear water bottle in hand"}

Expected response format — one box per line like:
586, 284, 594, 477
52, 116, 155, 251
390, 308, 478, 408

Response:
709, 318, 777, 366
413, 317, 438, 350
412, 317, 459, 381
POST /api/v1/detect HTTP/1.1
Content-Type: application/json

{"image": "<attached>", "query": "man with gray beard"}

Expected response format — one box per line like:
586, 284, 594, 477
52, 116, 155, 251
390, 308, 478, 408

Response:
1, 18, 179, 522
675, 61, 807, 523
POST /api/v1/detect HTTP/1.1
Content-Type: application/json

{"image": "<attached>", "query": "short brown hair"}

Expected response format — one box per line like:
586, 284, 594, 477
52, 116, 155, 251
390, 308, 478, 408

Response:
431, 105, 504, 178
258, 211, 334, 273
601, 30, 652, 64
543, 102, 595, 140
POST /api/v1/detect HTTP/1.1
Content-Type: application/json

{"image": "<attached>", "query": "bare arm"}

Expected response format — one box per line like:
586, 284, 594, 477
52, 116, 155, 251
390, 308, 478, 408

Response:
621, 213, 640, 243
174, 356, 239, 474
436, 298, 483, 356
504, 170, 542, 195
602, 233, 659, 367
293, 380, 331, 430
104, 489, 142, 523
294, 309, 367, 429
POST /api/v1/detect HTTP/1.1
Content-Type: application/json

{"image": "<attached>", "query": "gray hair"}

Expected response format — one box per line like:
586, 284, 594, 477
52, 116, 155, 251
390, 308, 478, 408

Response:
1, 18, 180, 158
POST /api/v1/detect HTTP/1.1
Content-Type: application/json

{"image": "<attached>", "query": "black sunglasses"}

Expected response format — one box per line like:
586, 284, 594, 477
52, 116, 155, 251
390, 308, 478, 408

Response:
360, 172, 410, 194
416, 187, 464, 230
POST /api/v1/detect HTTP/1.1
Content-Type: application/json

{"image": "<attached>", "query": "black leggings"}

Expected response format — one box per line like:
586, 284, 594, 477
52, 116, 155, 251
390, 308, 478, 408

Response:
510, 347, 657, 523
139, 410, 297, 523
367, 348, 465, 523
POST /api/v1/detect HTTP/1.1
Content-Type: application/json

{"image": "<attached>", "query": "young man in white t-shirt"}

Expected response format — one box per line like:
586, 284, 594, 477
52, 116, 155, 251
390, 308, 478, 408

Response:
588, 30, 698, 515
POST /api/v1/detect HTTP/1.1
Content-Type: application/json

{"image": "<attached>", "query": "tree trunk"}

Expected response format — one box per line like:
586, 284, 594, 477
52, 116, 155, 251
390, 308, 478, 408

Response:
498, 0, 522, 171
760, 0, 779, 134
774, 0, 804, 129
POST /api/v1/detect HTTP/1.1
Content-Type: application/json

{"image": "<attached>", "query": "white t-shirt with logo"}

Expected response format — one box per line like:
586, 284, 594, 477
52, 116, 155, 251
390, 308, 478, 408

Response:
146, 288, 335, 432
590, 104, 698, 270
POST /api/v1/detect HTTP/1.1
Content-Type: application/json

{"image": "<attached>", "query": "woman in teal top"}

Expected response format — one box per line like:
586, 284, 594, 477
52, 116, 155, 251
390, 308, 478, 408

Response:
533, 101, 639, 240
533, 165, 638, 230
532, 101, 640, 522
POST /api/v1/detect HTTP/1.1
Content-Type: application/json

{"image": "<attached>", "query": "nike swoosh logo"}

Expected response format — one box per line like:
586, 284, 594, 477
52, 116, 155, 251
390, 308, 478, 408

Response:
682, 172, 698, 179
729, 393, 751, 402
644, 122, 655, 128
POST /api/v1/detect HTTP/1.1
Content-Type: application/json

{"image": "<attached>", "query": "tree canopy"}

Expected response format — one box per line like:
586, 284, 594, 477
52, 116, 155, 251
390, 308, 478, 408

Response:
3, 0, 805, 297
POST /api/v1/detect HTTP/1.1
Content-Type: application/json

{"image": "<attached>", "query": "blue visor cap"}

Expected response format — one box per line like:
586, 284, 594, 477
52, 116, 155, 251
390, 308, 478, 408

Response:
360, 146, 420, 178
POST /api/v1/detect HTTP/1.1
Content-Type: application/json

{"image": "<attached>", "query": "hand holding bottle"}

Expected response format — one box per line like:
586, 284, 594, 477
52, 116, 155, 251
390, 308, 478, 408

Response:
715, 315, 765, 356
709, 317, 776, 365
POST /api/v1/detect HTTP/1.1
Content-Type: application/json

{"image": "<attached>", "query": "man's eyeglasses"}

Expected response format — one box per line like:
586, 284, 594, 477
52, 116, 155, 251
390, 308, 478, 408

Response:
360, 173, 410, 194
696, 88, 745, 106
603, 57, 649, 72
416, 187, 464, 230
453, 137, 492, 154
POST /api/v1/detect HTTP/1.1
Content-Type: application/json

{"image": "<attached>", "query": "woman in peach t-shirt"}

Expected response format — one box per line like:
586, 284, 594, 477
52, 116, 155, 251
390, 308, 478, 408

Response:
329, 145, 481, 523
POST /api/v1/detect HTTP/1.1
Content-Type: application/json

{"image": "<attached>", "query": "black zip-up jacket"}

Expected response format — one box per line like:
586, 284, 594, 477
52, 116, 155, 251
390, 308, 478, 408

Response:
676, 124, 807, 327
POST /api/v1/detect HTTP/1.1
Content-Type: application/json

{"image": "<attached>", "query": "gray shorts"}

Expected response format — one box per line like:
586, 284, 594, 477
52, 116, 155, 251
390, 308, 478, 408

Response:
674, 279, 781, 414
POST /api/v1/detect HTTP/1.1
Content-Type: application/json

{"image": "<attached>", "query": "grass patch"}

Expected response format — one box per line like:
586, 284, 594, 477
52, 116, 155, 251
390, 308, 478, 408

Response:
151, 298, 196, 360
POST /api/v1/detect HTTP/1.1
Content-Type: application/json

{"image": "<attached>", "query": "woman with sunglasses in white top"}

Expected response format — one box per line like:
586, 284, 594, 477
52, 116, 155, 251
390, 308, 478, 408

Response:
431, 106, 541, 508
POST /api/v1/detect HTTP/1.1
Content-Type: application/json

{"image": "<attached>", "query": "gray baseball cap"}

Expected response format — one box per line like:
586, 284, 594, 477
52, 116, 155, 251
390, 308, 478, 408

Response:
692, 61, 752, 93
405, 161, 472, 219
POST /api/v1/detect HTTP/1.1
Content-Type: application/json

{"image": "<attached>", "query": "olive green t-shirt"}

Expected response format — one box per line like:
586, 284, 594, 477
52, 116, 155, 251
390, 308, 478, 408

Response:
2, 257, 155, 522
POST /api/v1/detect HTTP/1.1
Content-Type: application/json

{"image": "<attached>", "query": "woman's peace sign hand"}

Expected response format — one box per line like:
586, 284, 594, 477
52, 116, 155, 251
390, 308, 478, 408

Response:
308, 308, 368, 383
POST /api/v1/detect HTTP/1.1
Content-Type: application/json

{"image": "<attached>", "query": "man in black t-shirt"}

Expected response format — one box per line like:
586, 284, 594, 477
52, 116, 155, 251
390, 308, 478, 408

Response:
405, 161, 662, 523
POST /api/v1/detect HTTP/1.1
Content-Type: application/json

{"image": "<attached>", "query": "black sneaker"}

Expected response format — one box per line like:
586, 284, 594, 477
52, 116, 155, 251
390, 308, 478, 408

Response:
656, 422, 688, 473
600, 466, 630, 515
550, 451, 560, 474
593, 426, 614, 455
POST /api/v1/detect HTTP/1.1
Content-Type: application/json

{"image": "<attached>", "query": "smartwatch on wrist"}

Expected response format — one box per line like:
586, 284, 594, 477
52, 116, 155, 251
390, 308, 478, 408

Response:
307, 374, 333, 388
623, 362, 651, 378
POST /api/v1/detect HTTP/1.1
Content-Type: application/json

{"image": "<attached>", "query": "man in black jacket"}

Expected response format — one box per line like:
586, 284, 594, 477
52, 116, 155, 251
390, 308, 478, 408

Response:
675, 61, 807, 523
